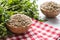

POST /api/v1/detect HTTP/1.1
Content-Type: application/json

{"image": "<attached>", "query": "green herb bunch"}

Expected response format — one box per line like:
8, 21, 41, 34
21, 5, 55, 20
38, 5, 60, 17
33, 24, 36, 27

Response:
0, 0, 39, 38
0, 6, 7, 38
1, 0, 39, 19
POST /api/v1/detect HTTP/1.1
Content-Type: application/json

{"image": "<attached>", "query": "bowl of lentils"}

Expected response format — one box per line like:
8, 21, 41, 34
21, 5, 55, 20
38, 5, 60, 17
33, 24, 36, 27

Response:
40, 1, 60, 18
6, 14, 32, 34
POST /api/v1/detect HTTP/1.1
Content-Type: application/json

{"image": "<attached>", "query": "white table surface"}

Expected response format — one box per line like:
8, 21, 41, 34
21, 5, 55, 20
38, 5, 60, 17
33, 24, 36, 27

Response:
36, 0, 60, 28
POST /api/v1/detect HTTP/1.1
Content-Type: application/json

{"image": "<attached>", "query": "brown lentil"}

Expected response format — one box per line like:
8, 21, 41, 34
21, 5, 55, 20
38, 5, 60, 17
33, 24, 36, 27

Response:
7, 14, 32, 27
41, 1, 60, 12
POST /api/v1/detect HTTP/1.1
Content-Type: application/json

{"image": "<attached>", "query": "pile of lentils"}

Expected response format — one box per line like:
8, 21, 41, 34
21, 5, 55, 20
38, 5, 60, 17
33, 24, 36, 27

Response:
41, 1, 60, 12
7, 14, 32, 27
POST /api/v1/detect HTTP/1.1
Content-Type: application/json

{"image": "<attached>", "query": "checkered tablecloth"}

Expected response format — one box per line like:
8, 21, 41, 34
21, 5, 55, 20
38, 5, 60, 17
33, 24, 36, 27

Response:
6, 19, 60, 40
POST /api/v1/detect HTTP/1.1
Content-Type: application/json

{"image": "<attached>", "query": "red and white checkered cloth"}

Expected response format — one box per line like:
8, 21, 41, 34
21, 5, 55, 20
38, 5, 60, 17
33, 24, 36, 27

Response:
6, 19, 60, 40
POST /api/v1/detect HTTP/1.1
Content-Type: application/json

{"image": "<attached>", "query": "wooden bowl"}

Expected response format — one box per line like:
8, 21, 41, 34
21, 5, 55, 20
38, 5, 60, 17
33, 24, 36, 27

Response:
6, 14, 32, 34
6, 23, 31, 34
40, 8, 60, 18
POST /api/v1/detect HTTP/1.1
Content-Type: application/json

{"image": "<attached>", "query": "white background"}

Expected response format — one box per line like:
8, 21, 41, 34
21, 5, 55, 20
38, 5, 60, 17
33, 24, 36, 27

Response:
36, 0, 60, 28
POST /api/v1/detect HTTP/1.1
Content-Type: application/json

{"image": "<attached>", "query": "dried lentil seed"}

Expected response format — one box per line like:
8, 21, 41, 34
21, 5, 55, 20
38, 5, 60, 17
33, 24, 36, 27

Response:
41, 1, 60, 12
7, 14, 32, 27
